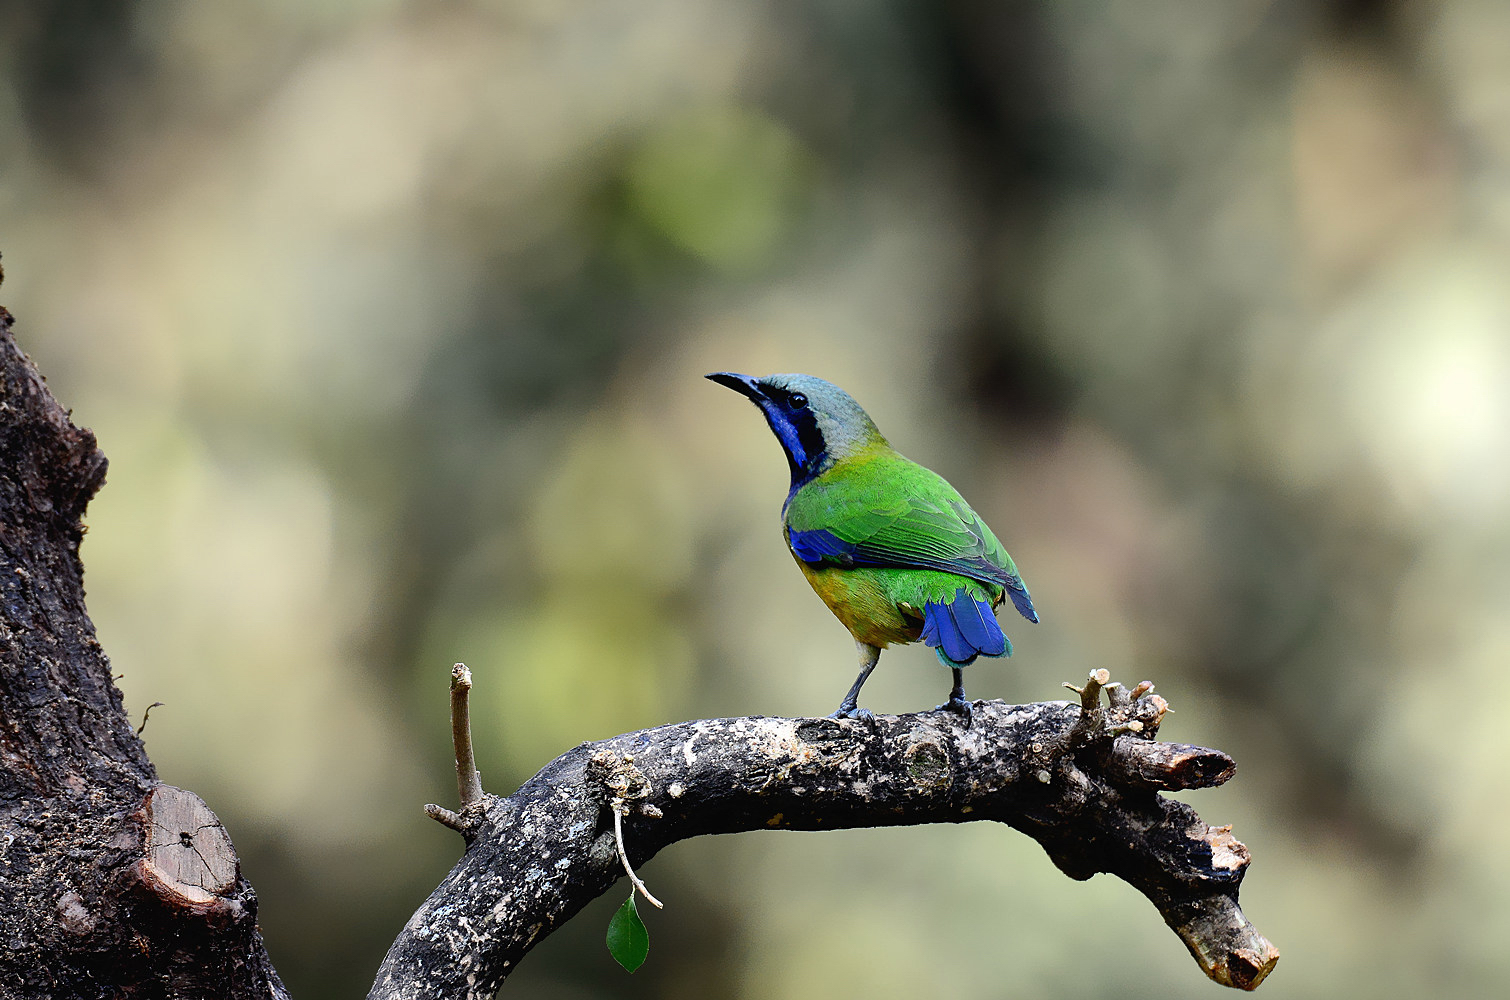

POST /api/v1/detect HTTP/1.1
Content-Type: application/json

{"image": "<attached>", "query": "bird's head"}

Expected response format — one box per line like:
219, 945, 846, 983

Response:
706, 372, 886, 488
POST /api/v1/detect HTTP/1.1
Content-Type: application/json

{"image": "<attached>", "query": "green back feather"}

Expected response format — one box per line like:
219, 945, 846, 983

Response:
785, 449, 1024, 593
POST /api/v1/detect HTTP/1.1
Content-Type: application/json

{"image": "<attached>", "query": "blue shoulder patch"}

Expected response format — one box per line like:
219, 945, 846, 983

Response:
788, 528, 855, 565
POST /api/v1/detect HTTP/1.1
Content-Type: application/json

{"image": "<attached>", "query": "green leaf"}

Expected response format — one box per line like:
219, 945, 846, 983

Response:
606, 893, 650, 972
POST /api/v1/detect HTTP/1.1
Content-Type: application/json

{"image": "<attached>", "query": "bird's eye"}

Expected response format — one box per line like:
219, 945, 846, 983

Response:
789, 392, 808, 409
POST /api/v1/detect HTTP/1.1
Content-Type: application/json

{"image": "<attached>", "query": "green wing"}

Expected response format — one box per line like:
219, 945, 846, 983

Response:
785, 454, 1037, 621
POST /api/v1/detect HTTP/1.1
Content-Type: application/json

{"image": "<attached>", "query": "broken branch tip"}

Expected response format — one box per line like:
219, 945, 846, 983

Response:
451, 662, 473, 691
425, 803, 466, 832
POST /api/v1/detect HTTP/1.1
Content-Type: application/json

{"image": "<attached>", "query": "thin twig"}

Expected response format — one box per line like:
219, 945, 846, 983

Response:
136, 701, 165, 735
1063, 667, 1111, 711
1064, 668, 1112, 746
610, 801, 663, 909
425, 803, 467, 832
451, 663, 483, 809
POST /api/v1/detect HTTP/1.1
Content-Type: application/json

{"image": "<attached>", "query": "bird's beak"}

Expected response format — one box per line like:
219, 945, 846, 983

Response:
705, 371, 766, 402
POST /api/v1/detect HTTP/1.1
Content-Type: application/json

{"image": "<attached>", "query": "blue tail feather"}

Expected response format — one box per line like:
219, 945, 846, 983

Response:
920, 608, 942, 647
934, 600, 975, 662
950, 590, 1007, 656
922, 588, 1011, 666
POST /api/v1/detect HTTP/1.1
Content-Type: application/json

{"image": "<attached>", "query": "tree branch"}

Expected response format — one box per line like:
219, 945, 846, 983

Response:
425, 664, 485, 833
449, 664, 485, 810
371, 674, 1278, 998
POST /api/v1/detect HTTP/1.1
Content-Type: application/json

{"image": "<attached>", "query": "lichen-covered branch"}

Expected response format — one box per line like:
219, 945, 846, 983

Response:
371, 674, 1277, 999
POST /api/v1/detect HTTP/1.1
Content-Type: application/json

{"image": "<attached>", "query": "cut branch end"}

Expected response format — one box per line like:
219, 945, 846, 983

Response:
1164, 893, 1280, 990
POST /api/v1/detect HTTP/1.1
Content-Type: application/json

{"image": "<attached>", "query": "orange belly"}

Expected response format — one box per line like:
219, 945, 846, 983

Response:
795, 557, 922, 648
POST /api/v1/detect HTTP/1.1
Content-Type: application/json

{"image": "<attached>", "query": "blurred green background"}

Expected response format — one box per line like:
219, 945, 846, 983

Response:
4, 1, 1508, 997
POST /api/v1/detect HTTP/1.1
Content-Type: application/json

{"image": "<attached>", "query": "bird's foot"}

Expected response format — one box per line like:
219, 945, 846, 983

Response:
828, 703, 876, 725
935, 695, 974, 728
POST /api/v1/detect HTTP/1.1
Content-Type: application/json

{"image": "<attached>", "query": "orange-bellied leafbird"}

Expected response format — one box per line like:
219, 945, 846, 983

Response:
708, 372, 1037, 723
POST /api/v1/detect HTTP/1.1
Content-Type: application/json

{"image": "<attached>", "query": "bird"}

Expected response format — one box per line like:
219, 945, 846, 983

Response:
707, 371, 1037, 723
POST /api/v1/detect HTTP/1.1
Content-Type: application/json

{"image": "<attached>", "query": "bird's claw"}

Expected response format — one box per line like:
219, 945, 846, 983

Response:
935, 696, 974, 728
829, 704, 876, 725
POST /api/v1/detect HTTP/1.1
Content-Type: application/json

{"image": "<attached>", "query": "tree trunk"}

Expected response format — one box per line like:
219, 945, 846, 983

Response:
0, 283, 288, 999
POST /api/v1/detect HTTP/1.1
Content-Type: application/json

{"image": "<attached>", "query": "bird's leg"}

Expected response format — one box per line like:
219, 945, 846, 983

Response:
830, 642, 880, 723
936, 666, 973, 726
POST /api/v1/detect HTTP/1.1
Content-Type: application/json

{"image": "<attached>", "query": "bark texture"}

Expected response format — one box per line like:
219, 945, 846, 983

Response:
0, 291, 287, 999
372, 677, 1277, 998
